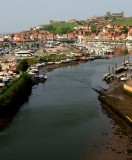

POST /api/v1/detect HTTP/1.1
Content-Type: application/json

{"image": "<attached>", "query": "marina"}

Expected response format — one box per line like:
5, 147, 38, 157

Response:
102, 54, 132, 83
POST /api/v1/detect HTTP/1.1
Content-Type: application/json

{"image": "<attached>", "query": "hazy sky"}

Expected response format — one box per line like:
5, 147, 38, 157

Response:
0, 0, 131, 33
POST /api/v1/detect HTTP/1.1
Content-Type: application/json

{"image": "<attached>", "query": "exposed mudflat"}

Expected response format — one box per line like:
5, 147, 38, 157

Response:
94, 80, 132, 160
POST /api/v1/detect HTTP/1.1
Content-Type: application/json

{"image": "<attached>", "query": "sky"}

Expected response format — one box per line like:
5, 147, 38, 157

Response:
0, 0, 132, 33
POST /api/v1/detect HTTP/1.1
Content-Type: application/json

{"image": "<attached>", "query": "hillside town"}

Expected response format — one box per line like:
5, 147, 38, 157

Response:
0, 11, 132, 89
0, 11, 132, 87
0, 11, 132, 44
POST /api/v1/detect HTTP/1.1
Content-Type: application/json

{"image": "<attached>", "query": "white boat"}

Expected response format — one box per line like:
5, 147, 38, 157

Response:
105, 74, 116, 81
48, 62, 55, 65
39, 75, 47, 80
28, 71, 36, 75
34, 74, 47, 81
103, 73, 111, 80
55, 61, 62, 64
126, 42, 132, 46
120, 77, 128, 81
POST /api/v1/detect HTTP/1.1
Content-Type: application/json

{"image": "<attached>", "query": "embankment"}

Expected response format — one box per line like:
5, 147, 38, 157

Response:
0, 72, 33, 130
95, 81, 132, 129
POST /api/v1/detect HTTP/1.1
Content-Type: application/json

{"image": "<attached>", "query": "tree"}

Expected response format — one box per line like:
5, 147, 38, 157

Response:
113, 17, 116, 21
43, 25, 56, 32
91, 25, 97, 33
105, 16, 108, 20
16, 59, 29, 72
122, 26, 128, 34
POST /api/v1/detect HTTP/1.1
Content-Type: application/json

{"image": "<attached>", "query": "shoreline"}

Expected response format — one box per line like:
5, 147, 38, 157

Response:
0, 61, 83, 130
0, 59, 131, 159
97, 81, 132, 128
38, 61, 132, 159
38, 61, 132, 132
93, 80, 132, 159
38, 61, 81, 75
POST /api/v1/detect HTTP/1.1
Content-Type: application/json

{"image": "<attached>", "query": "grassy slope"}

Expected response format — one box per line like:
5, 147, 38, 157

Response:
49, 22, 78, 29
112, 18, 132, 25
42, 22, 78, 33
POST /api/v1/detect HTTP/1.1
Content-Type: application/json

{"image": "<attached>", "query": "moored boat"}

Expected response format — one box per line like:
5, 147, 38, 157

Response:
31, 74, 47, 84
105, 74, 116, 81
103, 73, 111, 81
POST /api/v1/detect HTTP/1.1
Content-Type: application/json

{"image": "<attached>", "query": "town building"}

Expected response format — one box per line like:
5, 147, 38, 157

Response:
106, 11, 124, 19
50, 20, 65, 24
67, 19, 77, 23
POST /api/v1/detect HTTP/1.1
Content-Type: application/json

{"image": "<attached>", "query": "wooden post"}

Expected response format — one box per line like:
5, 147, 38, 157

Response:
123, 56, 125, 64
112, 66, 115, 74
108, 64, 110, 73
115, 61, 117, 69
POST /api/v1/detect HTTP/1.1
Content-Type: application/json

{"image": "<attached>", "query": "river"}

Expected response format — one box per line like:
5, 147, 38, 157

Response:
0, 45, 131, 160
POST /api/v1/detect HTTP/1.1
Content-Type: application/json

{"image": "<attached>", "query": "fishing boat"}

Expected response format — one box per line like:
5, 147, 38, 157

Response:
34, 74, 47, 80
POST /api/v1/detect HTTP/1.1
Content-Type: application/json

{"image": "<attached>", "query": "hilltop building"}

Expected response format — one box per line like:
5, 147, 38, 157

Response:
67, 19, 77, 23
90, 16, 106, 23
50, 20, 65, 24
106, 11, 124, 19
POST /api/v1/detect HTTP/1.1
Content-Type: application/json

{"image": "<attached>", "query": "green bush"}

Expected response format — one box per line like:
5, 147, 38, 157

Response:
0, 72, 31, 103
39, 54, 67, 62
16, 59, 29, 72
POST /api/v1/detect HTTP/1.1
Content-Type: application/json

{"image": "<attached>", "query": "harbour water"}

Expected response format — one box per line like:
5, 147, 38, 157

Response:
0, 45, 131, 160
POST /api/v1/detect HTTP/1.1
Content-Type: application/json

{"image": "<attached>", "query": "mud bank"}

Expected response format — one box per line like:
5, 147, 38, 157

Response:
96, 81, 132, 131
92, 81, 132, 159
38, 61, 81, 75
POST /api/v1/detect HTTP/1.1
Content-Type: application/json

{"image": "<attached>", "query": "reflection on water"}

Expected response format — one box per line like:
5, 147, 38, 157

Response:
127, 45, 132, 54
114, 44, 132, 55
